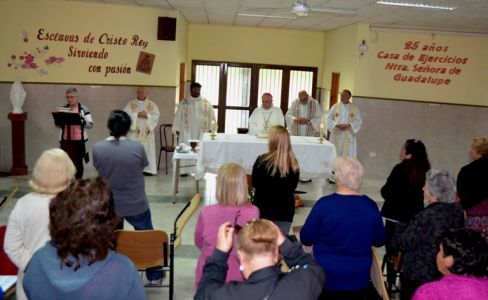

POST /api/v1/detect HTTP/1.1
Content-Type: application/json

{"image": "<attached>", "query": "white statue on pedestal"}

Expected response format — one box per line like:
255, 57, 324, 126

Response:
10, 78, 27, 113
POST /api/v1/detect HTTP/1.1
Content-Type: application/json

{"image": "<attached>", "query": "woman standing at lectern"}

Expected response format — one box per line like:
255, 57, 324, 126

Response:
57, 87, 93, 179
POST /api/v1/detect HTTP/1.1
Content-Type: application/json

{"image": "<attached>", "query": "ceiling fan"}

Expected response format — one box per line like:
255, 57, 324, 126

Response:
239, 0, 357, 19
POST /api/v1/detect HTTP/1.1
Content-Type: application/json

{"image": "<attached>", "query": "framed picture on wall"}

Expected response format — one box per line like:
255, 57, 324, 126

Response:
136, 51, 155, 75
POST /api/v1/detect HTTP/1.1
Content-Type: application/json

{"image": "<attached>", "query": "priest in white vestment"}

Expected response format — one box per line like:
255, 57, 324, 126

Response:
327, 89, 362, 158
172, 82, 216, 174
172, 82, 217, 144
124, 87, 160, 175
285, 90, 322, 136
248, 93, 284, 135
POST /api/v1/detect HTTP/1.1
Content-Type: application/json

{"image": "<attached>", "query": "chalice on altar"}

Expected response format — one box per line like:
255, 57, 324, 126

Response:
188, 140, 199, 152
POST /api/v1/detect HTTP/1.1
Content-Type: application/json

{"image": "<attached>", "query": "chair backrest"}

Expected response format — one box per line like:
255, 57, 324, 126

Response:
114, 230, 169, 269
174, 193, 201, 248
0, 225, 19, 275
0, 187, 18, 212
371, 247, 390, 300
160, 124, 175, 149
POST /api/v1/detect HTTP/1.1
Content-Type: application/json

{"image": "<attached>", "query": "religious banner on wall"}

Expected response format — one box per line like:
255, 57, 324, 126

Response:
6, 28, 154, 78
375, 40, 469, 86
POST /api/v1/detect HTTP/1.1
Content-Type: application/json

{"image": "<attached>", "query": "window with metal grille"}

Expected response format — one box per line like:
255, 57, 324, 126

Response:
192, 61, 317, 134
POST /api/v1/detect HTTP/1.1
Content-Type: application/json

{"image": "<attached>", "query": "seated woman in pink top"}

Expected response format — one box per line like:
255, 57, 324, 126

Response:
413, 228, 488, 300
194, 163, 259, 286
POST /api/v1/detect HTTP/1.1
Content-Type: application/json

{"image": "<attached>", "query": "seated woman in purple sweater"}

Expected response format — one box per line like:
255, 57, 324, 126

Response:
300, 157, 385, 300
194, 163, 259, 286
413, 228, 488, 300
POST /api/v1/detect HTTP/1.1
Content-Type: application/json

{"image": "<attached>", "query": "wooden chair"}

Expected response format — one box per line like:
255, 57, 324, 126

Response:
115, 193, 201, 300
173, 193, 201, 248
0, 187, 18, 212
114, 230, 170, 287
158, 124, 176, 175
382, 251, 403, 297
371, 247, 390, 300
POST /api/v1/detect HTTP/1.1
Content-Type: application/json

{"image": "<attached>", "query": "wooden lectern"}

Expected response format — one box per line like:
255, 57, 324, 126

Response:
52, 112, 84, 165
8, 112, 28, 175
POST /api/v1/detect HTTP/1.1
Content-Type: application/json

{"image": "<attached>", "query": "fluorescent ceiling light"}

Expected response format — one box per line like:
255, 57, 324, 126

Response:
237, 13, 296, 19
376, 1, 458, 11
369, 26, 488, 37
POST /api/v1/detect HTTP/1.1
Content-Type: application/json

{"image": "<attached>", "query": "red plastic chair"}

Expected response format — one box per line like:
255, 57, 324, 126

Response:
0, 225, 19, 275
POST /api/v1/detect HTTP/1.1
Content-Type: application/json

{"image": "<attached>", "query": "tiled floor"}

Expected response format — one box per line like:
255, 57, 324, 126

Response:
0, 168, 388, 300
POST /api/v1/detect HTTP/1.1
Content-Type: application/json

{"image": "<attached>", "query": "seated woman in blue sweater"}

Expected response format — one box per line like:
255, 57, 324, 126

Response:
300, 156, 385, 300
23, 177, 147, 300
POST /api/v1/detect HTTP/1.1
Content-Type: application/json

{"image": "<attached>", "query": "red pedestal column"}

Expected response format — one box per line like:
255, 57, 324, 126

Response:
8, 112, 28, 175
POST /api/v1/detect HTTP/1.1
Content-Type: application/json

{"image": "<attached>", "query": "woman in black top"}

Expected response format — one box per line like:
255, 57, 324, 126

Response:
380, 139, 430, 290
252, 125, 300, 235
195, 219, 324, 300
457, 137, 488, 240
399, 170, 464, 300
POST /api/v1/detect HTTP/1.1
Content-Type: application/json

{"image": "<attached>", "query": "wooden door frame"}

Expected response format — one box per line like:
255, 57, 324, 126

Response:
179, 63, 185, 101
330, 72, 340, 109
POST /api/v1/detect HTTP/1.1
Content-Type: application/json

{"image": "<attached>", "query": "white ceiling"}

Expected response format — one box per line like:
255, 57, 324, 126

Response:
67, 0, 488, 34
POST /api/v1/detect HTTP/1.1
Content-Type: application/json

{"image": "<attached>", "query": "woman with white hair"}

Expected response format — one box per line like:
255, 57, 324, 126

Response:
58, 86, 93, 179
4, 148, 76, 300
300, 156, 385, 300
400, 170, 465, 300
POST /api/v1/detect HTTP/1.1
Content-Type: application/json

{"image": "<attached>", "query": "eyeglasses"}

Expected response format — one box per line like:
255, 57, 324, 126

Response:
65, 96, 77, 99
233, 216, 261, 234
233, 210, 242, 232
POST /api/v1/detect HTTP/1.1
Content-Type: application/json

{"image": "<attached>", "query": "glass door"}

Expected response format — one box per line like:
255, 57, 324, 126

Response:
257, 68, 283, 109
288, 70, 314, 108
194, 64, 220, 124
224, 66, 251, 134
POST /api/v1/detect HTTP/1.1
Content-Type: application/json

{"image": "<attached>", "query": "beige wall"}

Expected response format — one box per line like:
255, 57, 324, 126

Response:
321, 23, 488, 107
0, 0, 188, 87
2, 0, 488, 176
354, 24, 488, 106
0, 0, 185, 172
322, 24, 359, 94
187, 24, 325, 85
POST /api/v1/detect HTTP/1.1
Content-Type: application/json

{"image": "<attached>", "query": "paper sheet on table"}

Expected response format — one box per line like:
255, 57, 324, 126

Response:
0, 275, 17, 292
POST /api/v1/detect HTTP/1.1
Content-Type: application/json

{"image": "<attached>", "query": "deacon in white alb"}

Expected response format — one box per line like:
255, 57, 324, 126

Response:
327, 89, 362, 158
248, 93, 284, 135
124, 86, 160, 175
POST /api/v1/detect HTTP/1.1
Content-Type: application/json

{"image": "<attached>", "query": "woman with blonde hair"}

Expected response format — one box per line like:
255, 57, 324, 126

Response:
252, 125, 300, 235
195, 219, 324, 300
4, 148, 76, 300
194, 163, 259, 285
